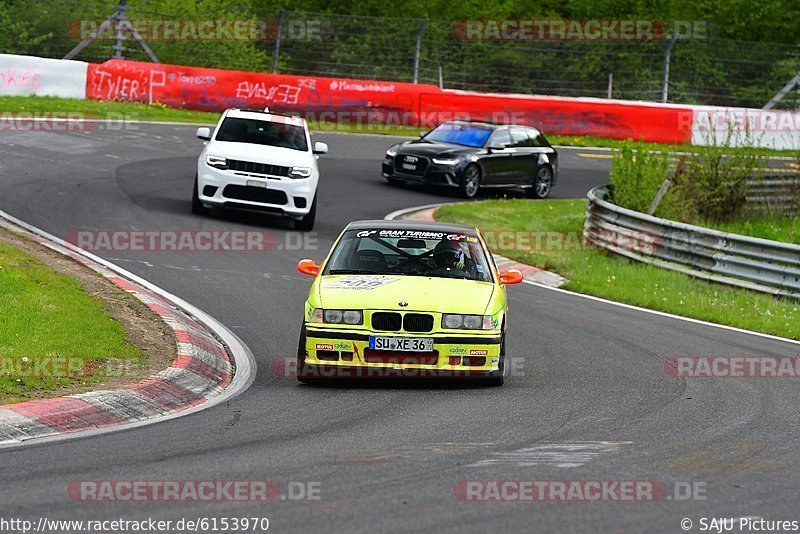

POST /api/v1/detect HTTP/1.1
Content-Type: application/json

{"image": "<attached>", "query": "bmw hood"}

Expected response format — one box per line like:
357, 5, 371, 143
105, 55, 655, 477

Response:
315, 275, 495, 314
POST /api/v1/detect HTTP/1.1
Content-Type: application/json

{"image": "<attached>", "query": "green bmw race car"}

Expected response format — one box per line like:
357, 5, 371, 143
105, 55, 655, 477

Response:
295, 220, 523, 386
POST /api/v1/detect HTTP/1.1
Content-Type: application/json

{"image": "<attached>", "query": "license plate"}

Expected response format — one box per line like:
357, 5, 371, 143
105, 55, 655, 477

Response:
246, 180, 266, 188
369, 336, 434, 352
401, 163, 416, 170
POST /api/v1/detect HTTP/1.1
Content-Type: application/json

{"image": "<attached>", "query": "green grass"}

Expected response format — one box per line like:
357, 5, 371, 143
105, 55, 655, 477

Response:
0, 236, 144, 403
1, 95, 797, 155
435, 199, 800, 340
702, 215, 800, 244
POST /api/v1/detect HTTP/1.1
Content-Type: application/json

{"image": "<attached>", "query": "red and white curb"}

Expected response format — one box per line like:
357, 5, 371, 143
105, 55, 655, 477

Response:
0, 210, 255, 447
385, 203, 566, 288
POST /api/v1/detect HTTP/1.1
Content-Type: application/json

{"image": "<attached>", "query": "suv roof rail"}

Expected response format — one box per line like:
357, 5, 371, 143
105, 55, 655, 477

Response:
232, 107, 304, 120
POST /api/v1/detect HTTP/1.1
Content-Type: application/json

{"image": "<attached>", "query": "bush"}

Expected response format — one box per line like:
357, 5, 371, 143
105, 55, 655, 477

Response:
608, 142, 669, 214
609, 128, 768, 223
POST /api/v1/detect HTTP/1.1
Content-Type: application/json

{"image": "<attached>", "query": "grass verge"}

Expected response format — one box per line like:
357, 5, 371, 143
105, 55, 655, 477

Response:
1, 95, 797, 155
435, 199, 800, 340
0, 232, 144, 403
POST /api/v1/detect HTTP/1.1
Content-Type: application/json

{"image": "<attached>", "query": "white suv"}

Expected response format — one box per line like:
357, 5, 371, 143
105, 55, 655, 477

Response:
192, 108, 328, 230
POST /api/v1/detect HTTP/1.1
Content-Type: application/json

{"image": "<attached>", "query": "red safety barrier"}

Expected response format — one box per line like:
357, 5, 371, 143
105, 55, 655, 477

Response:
85, 59, 435, 125
85, 58, 693, 143
421, 91, 693, 144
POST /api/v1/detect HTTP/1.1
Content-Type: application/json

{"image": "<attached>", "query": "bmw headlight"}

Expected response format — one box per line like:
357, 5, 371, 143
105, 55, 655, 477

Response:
318, 309, 363, 325
290, 166, 312, 178
206, 154, 228, 169
441, 314, 494, 330
432, 157, 460, 165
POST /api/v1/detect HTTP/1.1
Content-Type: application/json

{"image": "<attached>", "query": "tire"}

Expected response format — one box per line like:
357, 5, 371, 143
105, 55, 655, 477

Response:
296, 324, 320, 384
191, 174, 209, 215
459, 164, 481, 199
481, 331, 506, 387
294, 195, 316, 231
526, 165, 554, 199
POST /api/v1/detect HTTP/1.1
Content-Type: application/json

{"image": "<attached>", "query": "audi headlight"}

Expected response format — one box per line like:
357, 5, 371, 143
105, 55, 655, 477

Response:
432, 157, 459, 165
320, 309, 363, 325
206, 154, 227, 169
386, 148, 397, 158
441, 314, 494, 330
290, 166, 312, 178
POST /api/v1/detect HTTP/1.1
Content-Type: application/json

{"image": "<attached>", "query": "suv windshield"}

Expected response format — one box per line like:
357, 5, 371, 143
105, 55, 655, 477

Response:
423, 122, 493, 148
215, 117, 308, 151
324, 229, 493, 282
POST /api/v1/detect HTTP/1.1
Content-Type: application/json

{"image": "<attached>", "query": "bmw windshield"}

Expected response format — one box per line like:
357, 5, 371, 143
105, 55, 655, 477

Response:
422, 123, 493, 148
324, 229, 493, 282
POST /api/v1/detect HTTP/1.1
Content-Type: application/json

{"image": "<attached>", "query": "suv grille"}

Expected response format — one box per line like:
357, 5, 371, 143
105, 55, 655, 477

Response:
403, 313, 434, 332
371, 312, 402, 331
227, 159, 290, 177
222, 185, 288, 205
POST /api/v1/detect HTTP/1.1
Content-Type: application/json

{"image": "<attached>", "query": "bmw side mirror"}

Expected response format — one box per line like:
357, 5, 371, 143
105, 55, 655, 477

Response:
195, 127, 211, 141
313, 142, 328, 155
297, 259, 321, 276
499, 269, 523, 285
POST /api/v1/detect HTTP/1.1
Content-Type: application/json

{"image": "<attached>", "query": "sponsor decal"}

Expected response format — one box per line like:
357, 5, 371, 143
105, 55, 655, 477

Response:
469, 349, 488, 356
315, 343, 334, 351
326, 276, 398, 290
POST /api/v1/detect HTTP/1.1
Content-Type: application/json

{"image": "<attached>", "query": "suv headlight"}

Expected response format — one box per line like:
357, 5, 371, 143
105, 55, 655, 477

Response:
206, 154, 227, 169
290, 166, 312, 178
441, 314, 494, 330
432, 157, 459, 165
312, 309, 363, 325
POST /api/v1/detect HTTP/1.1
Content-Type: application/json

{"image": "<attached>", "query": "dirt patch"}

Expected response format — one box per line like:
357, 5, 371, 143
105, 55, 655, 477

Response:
0, 227, 176, 400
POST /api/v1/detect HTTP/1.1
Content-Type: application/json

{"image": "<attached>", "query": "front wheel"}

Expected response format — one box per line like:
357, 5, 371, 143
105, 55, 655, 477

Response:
459, 164, 481, 199
526, 165, 553, 199
296, 324, 320, 384
480, 332, 505, 387
191, 174, 209, 215
294, 196, 316, 231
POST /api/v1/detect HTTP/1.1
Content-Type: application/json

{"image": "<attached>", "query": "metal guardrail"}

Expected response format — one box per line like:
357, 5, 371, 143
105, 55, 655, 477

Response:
746, 175, 800, 206
584, 185, 800, 299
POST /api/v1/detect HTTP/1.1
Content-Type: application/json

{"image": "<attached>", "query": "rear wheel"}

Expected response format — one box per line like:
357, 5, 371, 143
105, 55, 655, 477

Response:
526, 165, 553, 199
191, 174, 209, 215
459, 164, 481, 199
294, 196, 316, 231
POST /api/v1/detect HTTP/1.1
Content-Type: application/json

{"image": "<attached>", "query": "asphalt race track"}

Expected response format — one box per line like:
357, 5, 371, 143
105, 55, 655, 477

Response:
1, 124, 799, 533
